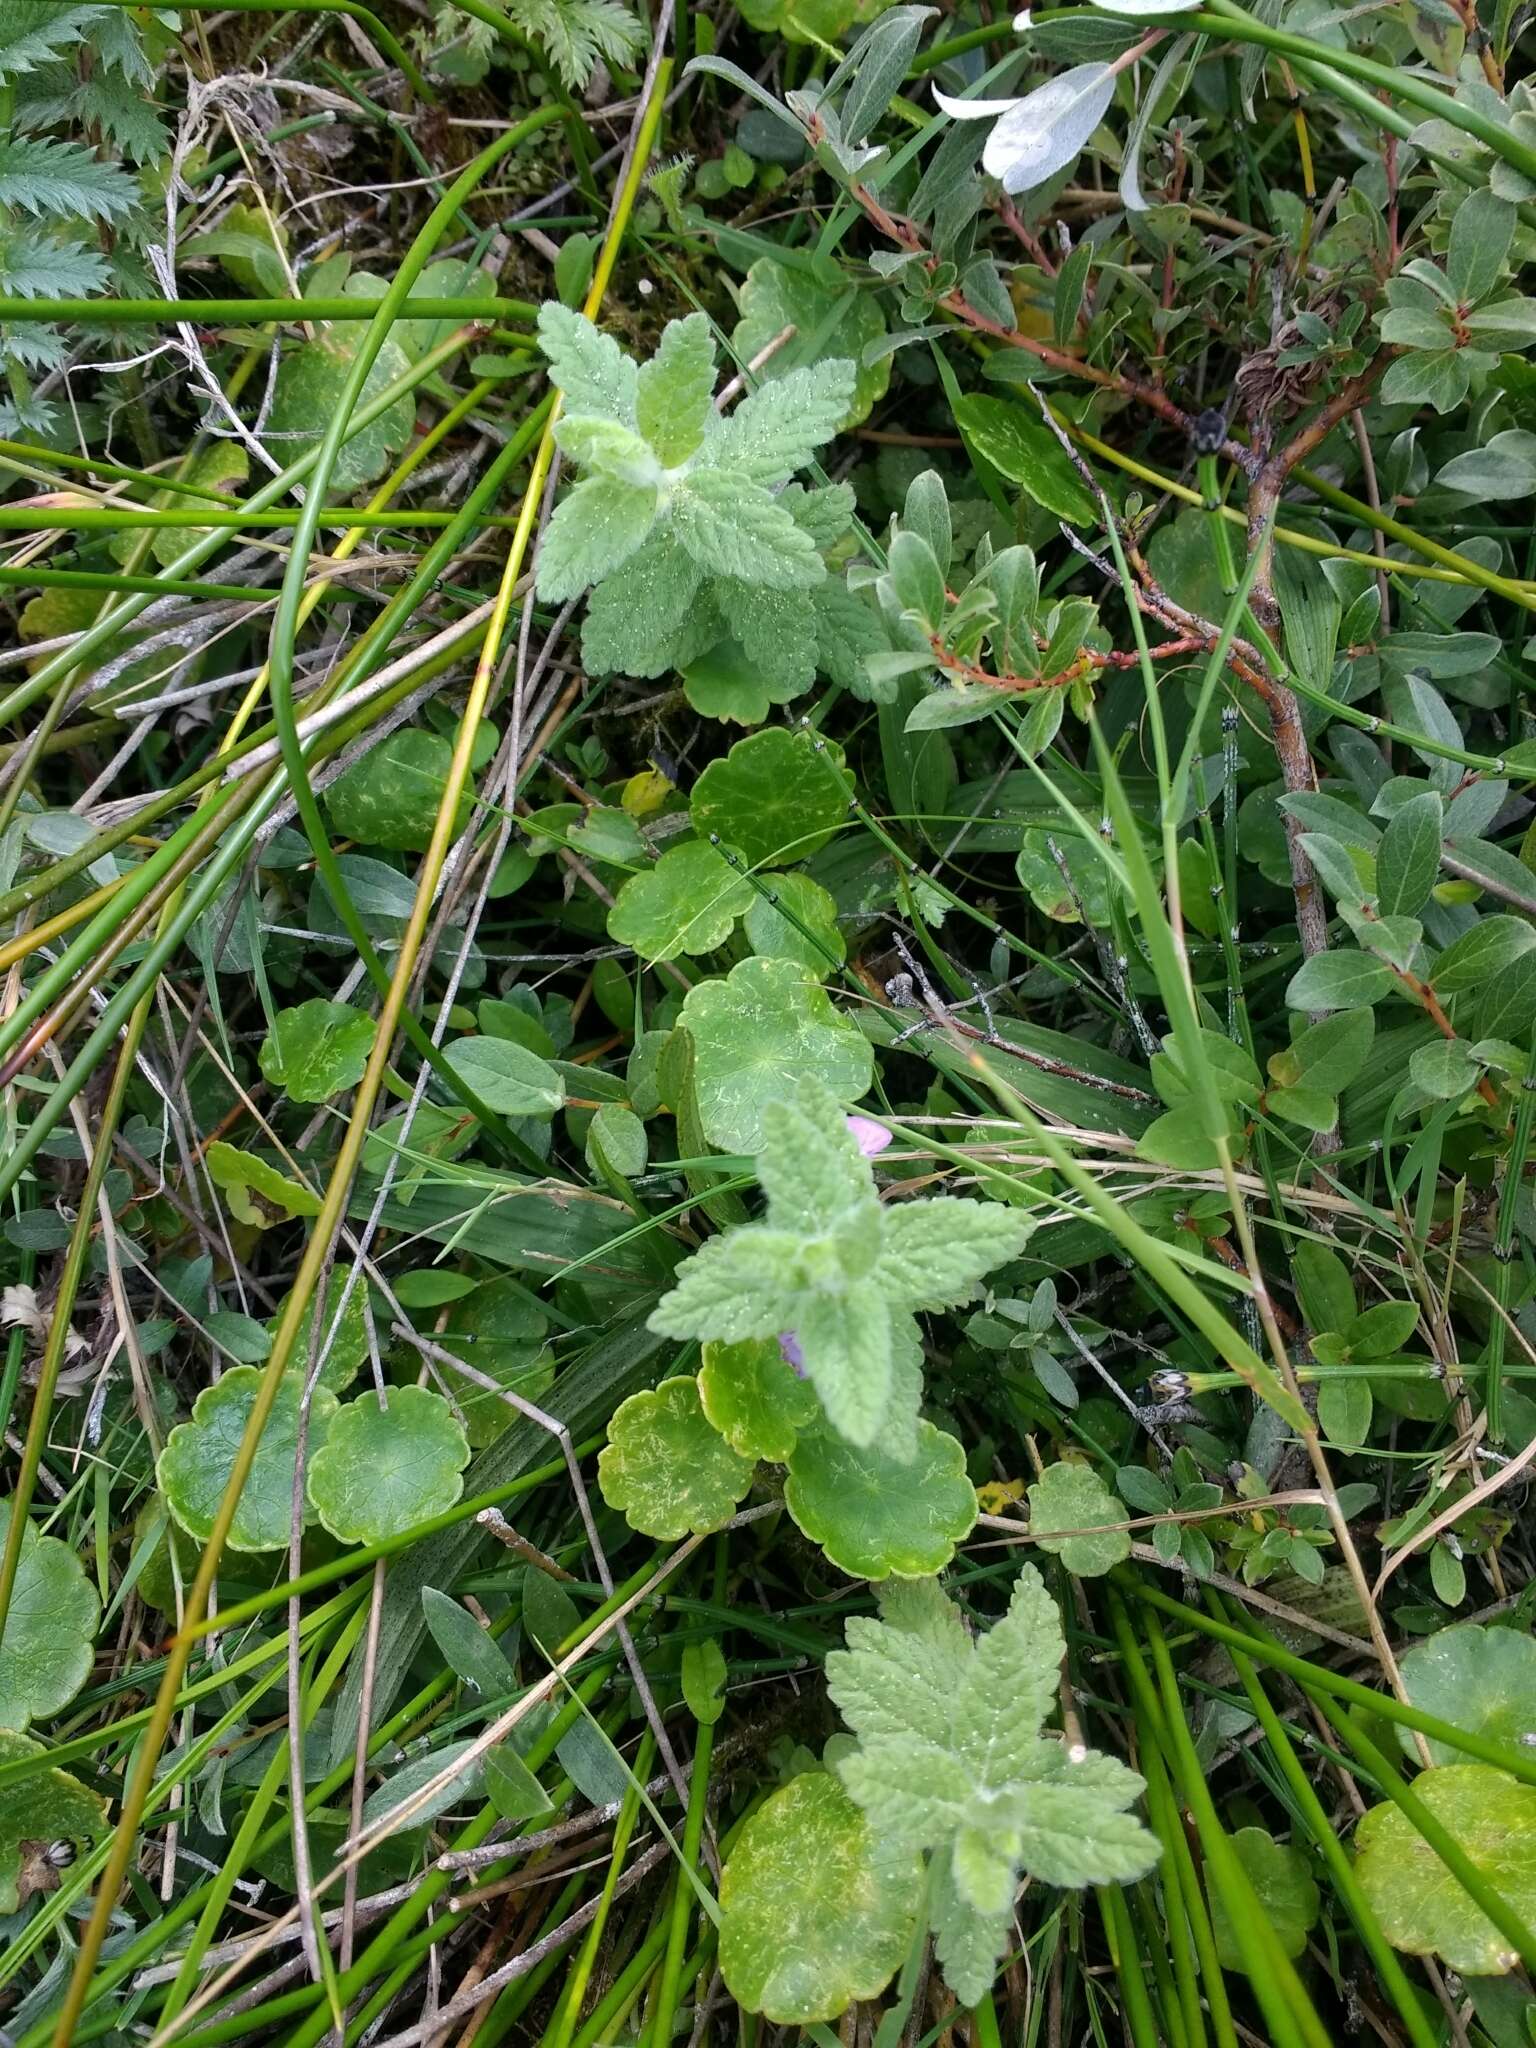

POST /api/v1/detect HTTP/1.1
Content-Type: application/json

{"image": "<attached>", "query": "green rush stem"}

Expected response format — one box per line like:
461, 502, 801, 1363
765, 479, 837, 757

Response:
1137, 1604, 1332, 2048
547, 1731, 656, 2048
1111, 1604, 1234, 2048
0, 1003, 147, 1652
1098, 1887, 1163, 2048
1307, 1689, 1536, 1975
1225, 1638, 1441, 2048
0, 563, 261, 602
0, 506, 534, 530
263, 123, 569, 1180
255, 1670, 616, 2048
0, 325, 478, 735
1136, 1738, 1218, 2048
0, 395, 550, 935
0, 296, 534, 324
970, 1989, 1006, 2048
1485, 1066, 1536, 1444
1197, 453, 1238, 595
1128, 1578, 1536, 1785
3, 1597, 368, 2002
0, 1584, 365, 1793
648, 1717, 715, 2048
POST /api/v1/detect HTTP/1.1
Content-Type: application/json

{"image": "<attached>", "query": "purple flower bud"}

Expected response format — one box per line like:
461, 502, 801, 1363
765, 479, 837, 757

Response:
846, 1114, 893, 1158
778, 1331, 807, 1376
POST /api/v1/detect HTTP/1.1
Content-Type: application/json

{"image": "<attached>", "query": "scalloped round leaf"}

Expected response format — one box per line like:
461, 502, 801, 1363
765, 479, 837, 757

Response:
307, 1386, 470, 1545
742, 872, 847, 972
325, 729, 469, 852
699, 1337, 821, 1462
683, 638, 806, 726
680, 956, 874, 1154
1355, 1764, 1536, 1976
1026, 1461, 1130, 1577
733, 260, 890, 429
1398, 1626, 1536, 1767
0, 1730, 109, 1913
1208, 1826, 1320, 1970
268, 1281, 372, 1394
690, 728, 850, 870
157, 1370, 340, 1553
267, 324, 414, 493
608, 840, 755, 961
599, 1377, 756, 1538
783, 1421, 976, 1579
258, 999, 375, 1104
0, 1499, 100, 1732
720, 1770, 923, 2022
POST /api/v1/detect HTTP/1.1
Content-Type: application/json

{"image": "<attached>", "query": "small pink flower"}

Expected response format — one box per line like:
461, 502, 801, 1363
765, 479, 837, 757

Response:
846, 1114, 893, 1158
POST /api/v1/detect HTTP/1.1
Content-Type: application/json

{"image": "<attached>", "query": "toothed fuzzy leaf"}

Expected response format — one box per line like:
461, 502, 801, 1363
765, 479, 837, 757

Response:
675, 469, 825, 590
827, 1561, 1157, 2002
537, 302, 638, 421
875, 1198, 1033, 1309
712, 359, 859, 480
537, 475, 659, 602
635, 311, 716, 465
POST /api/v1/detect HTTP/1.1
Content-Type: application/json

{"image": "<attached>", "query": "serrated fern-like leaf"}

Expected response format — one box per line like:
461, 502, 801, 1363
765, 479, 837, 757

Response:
0, 1, 105, 84
0, 135, 139, 221
20, 73, 167, 163
0, 228, 109, 298
503, 0, 644, 88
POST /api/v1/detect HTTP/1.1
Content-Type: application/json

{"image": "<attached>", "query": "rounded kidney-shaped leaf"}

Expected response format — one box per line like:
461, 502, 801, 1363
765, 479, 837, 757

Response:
598, 1377, 757, 1539
157, 1370, 339, 1553
699, 1337, 820, 1462
1399, 1626, 1536, 1767
0, 1730, 109, 1912
259, 999, 375, 1104
307, 1386, 470, 1545
0, 1500, 99, 1732
680, 956, 874, 1154
1209, 1826, 1320, 1971
720, 1769, 923, 2022
742, 872, 846, 972
689, 728, 850, 869
1027, 1461, 1130, 1577
1356, 1764, 1536, 1975
607, 840, 755, 962
325, 729, 468, 851
784, 1421, 976, 1579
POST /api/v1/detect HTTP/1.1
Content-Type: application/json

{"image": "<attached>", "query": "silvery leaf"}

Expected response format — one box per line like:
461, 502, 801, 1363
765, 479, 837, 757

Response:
983, 64, 1116, 193
932, 87, 1030, 120
1092, 0, 1198, 13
